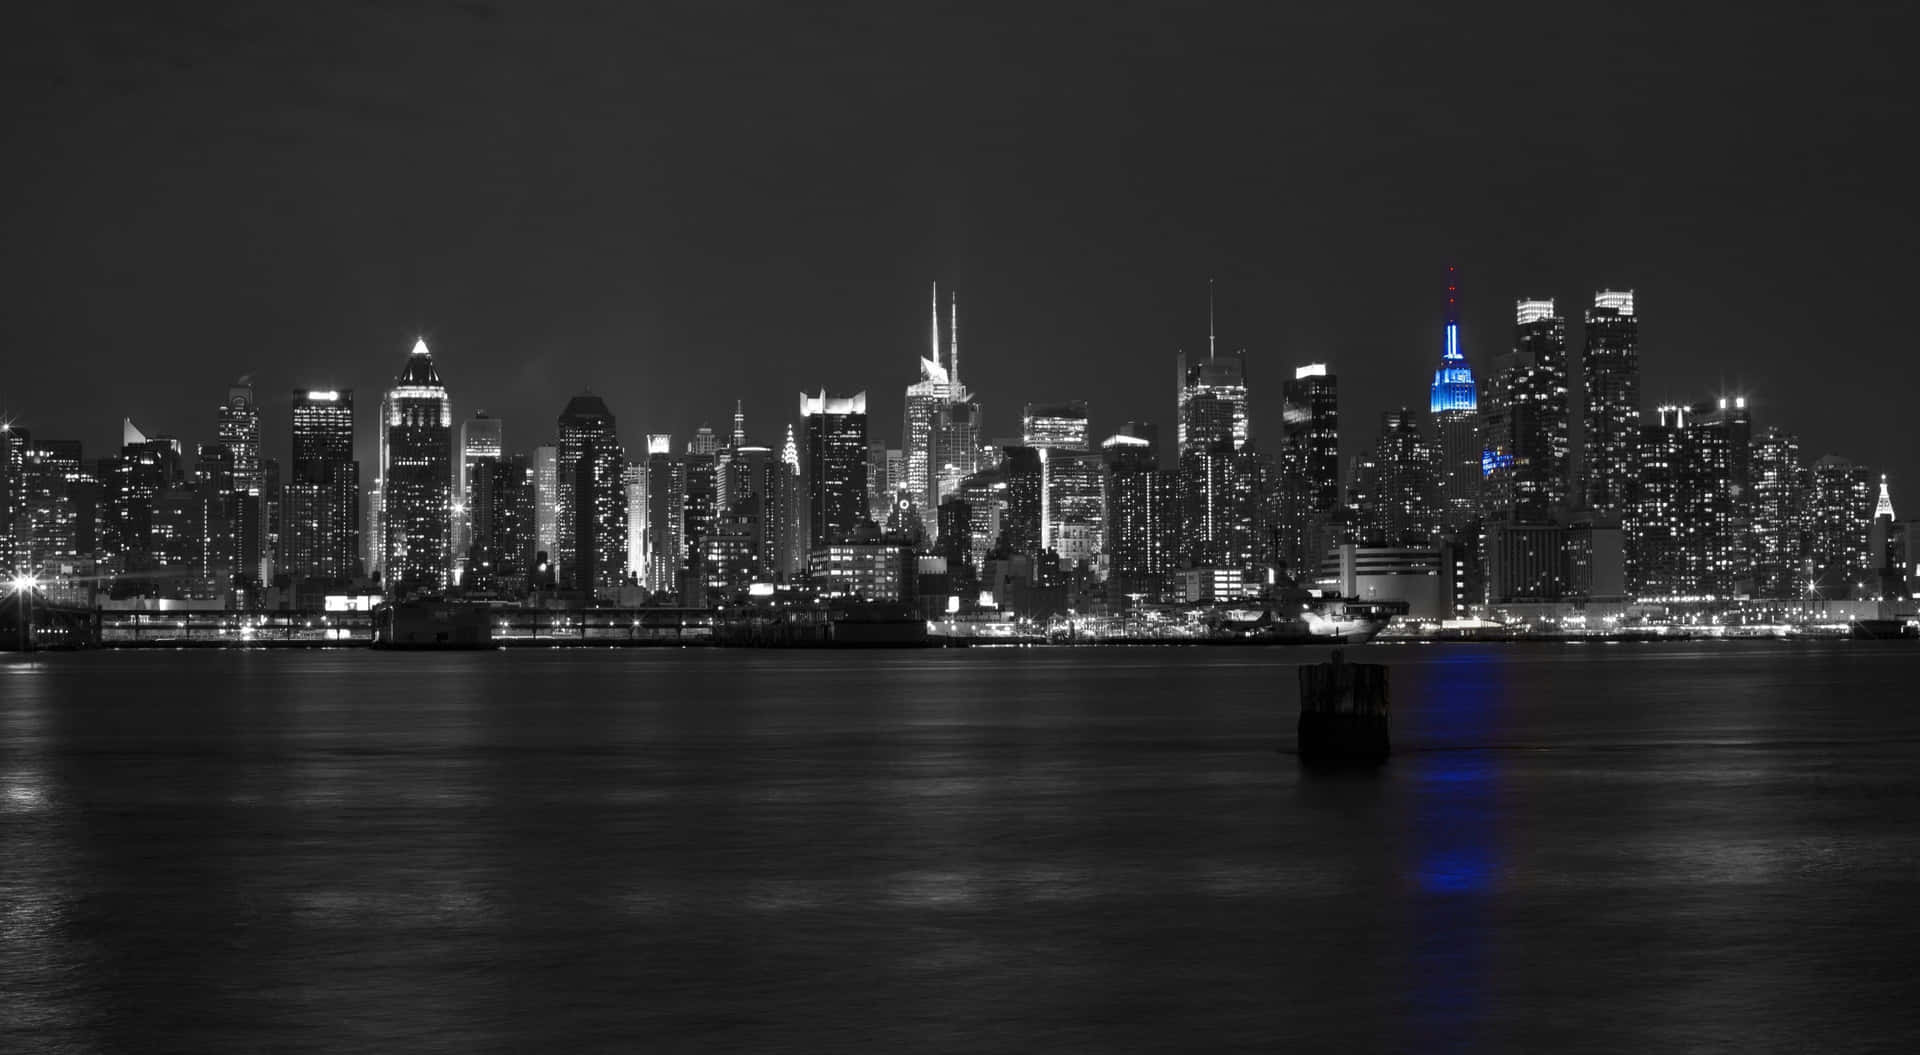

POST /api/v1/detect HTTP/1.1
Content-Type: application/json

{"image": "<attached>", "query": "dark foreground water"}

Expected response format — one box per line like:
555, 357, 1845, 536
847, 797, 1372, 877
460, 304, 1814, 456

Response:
4, 644, 1920, 1053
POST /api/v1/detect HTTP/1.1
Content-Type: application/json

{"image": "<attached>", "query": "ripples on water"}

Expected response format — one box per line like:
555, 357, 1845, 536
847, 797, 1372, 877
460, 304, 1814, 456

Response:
3, 644, 1920, 1052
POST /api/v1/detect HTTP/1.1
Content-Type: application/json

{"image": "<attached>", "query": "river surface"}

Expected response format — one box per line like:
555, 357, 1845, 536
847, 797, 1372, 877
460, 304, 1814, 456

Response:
3, 643, 1919, 1052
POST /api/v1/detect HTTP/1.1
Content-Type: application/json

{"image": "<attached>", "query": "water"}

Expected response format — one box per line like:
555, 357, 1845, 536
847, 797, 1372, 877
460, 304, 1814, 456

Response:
4, 643, 1920, 1052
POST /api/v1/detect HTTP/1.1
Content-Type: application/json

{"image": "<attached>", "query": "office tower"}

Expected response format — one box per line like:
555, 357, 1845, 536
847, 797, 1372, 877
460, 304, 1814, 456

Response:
455, 412, 503, 584
151, 479, 234, 595
703, 444, 784, 594
1629, 405, 1686, 600
531, 445, 559, 568
1176, 288, 1249, 456
1749, 426, 1806, 600
1482, 299, 1570, 523
1351, 409, 1440, 547
1685, 398, 1751, 598
1581, 290, 1640, 515
468, 454, 531, 594
556, 394, 627, 592
644, 435, 682, 593
687, 424, 719, 457
284, 389, 359, 582
381, 340, 452, 594
625, 460, 646, 584
999, 446, 1044, 556
1102, 430, 1179, 600
1279, 364, 1340, 571
1023, 401, 1091, 449
1807, 456, 1875, 599
955, 466, 1009, 574
1428, 267, 1480, 531
217, 381, 267, 585
1870, 476, 1898, 597
801, 390, 868, 551
904, 285, 971, 534
866, 440, 891, 523
17, 439, 86, 574
681, 440, 717, 586
1, 424, 26, 566
928, 399, 982, 515
100, 435, 181, 564
779, 425, 805, 578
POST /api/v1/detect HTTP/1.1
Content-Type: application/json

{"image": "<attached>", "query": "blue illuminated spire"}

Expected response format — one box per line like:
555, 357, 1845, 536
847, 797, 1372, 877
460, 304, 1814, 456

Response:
1429, 265, 1478, 414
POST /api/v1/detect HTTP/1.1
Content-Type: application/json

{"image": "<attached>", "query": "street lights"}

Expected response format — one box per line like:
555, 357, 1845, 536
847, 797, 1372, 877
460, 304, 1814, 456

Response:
10, 572, 39, 653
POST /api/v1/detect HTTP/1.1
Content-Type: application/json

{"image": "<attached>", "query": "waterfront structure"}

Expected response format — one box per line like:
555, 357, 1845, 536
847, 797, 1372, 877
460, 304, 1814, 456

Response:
556, 394, 627, 592
381, 340, 453, 595
284, 389, 359, 582
1581, 290, 1640, 516
801, 390, 869, 551
1428, 267, 1480, 531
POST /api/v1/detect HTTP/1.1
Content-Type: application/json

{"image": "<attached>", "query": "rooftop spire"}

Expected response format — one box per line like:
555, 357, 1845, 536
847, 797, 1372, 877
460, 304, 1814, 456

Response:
930, 281, 941, 371
1876, 475, 1896, 520
1208, 278, 1216, 360
732, 399, 746, 448
1442, 265, 1464, 362
949, 290, 960, 388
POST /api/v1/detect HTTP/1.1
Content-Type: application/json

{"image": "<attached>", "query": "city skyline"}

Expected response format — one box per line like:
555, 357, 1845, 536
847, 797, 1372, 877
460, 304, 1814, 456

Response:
3, 4, 1914, 499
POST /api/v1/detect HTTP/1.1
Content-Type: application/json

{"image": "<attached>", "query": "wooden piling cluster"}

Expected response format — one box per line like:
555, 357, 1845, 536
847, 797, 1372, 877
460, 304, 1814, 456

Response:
1296, 650, 1390, 763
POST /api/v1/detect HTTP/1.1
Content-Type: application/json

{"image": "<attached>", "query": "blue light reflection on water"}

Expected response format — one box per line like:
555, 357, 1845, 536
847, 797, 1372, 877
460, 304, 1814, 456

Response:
1401, 649, 1506, 1045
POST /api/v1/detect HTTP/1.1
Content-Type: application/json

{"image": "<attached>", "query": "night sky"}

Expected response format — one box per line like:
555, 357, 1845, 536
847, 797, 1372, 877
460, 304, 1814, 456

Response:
4, 2, 1914, 496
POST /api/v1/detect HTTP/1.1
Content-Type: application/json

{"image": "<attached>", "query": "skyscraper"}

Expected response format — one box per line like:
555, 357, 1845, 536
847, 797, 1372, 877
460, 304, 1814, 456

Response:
1749, 425, 1806, 600
1482, 299, 1570, 523
903, 284, 970, 533
644, 434, 682, 593
455, 411, 503, 583
381, 339, 452, 595
1175, 283, 1249, 456
285, 389, 359, 582
217, 381, 267, 586
1351, 409, 1440, 547
928, 399, 982, 517
1102, 429, 1179, 601
801, 390, 869, 552
1581, 290, 1640, 516
1428, 267, 1480, 532
1022, 401, 1090, 449
1807, 455, 1875, 599
531, 445, 559, 570
1279, 363, 1339, 572
556, 394, 627, 592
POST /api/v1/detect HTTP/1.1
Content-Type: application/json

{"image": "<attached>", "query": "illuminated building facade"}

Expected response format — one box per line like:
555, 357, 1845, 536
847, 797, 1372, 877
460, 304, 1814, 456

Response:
1749, 426, 1807, 599
468, 453, 531, 593
531, 444, 559, 569
381, 340, 452, 595
1581, 290, 1640, 516
17, 439, 89, 575
929, 399, 982, 515
1102, 431, 1179, 600
1806, 455, 1875, 599
1023, 400, 1090, 450
801, 390, 869, 551
556, 393, 627, 592
1279, 364, 1339, 572
644, 435, 682, 593
1350, 409, 1439, 547
903, 285, 970, 535
1176, 350, 1248, 455
455, 411, 503, 583
218, 381, 267, 585
284, 389, 359, 581
1428, 267, 1480, 531
1481, 299, 1569, 523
